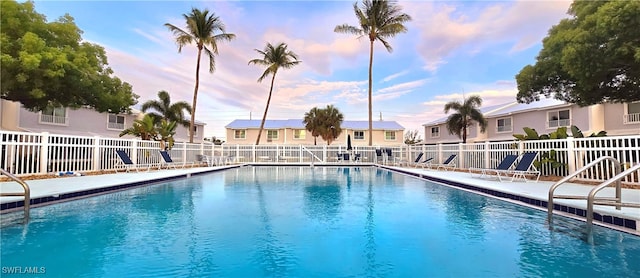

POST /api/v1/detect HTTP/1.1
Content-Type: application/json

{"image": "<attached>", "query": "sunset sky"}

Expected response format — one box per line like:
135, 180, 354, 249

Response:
33, 0, 573, 139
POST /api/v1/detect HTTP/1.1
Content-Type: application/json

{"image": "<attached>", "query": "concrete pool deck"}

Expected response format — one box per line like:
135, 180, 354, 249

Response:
1, 164, 639, 234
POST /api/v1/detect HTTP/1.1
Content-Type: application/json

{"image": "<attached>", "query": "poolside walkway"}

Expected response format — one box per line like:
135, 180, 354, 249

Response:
1, 164, 639, 234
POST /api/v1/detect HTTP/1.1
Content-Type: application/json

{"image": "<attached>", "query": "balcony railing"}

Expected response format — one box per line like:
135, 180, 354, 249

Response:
40, 115, 67, 125
623, 113, 640, 124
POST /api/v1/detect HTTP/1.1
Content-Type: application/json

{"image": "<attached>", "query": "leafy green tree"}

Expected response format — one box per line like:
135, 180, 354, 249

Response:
318, 105, 344, 145
249, 42, 301, 145
443, 95, 488, 143
303, 107, 324, 145
165, 8, 235, 143
141, 90, 192, 128
334, 0, 411, 146
119, 114, 157, 141
516, 0, 640, 106
404, 129, 422, 145
0, 0, 138, 113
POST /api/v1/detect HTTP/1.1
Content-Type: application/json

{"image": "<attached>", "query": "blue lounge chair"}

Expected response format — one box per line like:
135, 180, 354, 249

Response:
403, 153, 423, 167
159, 150, 188, 169
425, 154, 457, 171
469, 154, 518, 179
497, 152, 540, 182
416, 157, 435, 168
115, 150, 154, 173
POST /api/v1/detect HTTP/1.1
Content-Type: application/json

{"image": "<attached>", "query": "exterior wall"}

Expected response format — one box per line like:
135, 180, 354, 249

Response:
422, 123, 480, 144
0, 100, 20, 130
603, 103, 640, 136
1, 100, 205, 143
226, 127, 404, 146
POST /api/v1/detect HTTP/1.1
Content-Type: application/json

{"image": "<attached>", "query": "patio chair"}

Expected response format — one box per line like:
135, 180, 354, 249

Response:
416, 157, 435, 168
115, 150, 154, 173
497, 152, 540, 182
159, 150, 190, 169
375, 149, 383, 164
402, 153, 423, 167
424, 154, 457, 171
469, 154, 518, 179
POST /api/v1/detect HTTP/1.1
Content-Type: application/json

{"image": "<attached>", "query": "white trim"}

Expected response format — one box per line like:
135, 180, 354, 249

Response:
353, 130, 365, 140
38, 106, 68, 126
430, 126, 440, 138
233, 129, 246, 140
546, 108, 572, 129
384, 130, 396, 141
293, 129, 306, 140
623, 102, 640, 124
106, 114, 126, 130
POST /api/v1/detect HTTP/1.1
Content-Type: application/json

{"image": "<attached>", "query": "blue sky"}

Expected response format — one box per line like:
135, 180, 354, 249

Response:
32, 0, 572, 139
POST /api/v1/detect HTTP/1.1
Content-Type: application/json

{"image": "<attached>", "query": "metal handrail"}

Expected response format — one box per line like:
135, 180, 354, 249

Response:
0, 168, 31, 220
547, 156, 621, 220
301, 146, 322, 165
586, 163, 640, 226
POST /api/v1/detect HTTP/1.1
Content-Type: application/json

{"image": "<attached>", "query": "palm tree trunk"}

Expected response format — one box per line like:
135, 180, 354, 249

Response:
368, 39, 374, 146
190, 47, 203, 143
255, 73, 277, 145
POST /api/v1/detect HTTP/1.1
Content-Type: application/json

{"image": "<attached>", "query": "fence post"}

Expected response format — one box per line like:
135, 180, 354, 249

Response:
458, 143, 464, 168
132, 138, 139, 162
39, 132, 50, 174
93, 136, 101, 171
566, 136, 576, 174
484, 141, 491, 168
323, 145, 327, 163
518, 140, 524, 155
437, 143, 443, 163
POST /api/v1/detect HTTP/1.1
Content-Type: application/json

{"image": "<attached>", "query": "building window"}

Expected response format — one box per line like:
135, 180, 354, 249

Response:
354, 131, 365, 140
193, 126, 198, 137
39, 106, 67, 125
384, 131, 396, 141
547, 109, 571, 128
107, 114, 125, 130
430, 127, 440, 138
267, 130, 278, 141
234, 130, 246, 139
294, 129, 306, 139
624, 102, 640, 124
496, 117, 512, 133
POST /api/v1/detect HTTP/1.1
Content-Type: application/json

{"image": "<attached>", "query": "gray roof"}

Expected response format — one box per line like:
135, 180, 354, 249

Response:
226, 119, 404, 130
422, 102, 511, 126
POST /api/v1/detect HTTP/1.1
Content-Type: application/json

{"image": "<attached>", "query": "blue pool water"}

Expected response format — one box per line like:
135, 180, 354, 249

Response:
1, 166, 639, 277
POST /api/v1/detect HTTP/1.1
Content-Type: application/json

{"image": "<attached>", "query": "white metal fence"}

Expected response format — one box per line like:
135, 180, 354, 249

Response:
1, 130, 638, 184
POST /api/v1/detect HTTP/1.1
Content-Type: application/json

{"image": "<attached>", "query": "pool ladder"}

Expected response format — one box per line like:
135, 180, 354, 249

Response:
548, 156, 640, 227
0, 168, 30, 220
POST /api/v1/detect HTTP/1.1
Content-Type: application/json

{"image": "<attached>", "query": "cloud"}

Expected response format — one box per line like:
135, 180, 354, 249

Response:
381, 70, 409, 83
405, 0, 572, 72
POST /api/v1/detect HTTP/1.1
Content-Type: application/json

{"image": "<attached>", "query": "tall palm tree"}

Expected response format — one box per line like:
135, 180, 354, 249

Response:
165, 8, 235, 143
141, 90, 192, 128
303, 107, 324, 145
443, 95, 488, 143
319, 105, 344, 145
249, 42, 301, 145
334, 0, 411, 146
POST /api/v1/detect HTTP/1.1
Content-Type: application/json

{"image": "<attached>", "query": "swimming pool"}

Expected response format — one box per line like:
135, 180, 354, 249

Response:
1, 166, 639, 277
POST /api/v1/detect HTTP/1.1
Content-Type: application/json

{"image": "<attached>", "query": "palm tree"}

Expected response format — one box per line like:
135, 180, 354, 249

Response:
141, 90, 192, 128
303, 107, 324, 145
319, 105, 344, 145
119, 114, 157, 140
443, 95, 488, 143
249, 42, 301, 145
334, 0, 411, 146
156, 119, 177, 150
165, 8, 235, 143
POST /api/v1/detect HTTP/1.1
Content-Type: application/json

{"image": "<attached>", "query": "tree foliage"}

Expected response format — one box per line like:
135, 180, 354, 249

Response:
249, 42, 301, 145
141, 90, 192, 128
303, 105, 344, 145
0, 0, 138, 113
165, 8, 235, 143
334, 0, 411, 146
404, 129, 422, 145
443, 95, 488, 143
516, 0, 640, 106
303, 107, 323, 145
